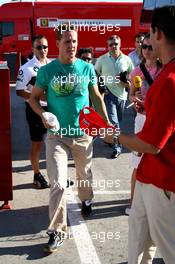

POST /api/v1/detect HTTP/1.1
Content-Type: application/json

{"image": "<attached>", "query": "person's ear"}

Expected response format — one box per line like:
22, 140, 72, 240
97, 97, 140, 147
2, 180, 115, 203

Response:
155, 27, 162, 41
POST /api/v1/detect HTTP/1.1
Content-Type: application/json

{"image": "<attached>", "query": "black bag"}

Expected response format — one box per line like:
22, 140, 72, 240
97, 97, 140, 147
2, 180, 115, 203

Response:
140, 63, 153, 86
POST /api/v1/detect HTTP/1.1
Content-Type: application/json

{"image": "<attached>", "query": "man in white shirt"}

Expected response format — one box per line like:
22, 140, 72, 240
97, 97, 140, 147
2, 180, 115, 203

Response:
16, 35, 50, 189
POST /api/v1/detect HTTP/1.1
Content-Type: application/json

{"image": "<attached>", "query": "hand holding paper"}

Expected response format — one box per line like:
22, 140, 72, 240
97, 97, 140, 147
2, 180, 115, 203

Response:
42, 112, 60, 132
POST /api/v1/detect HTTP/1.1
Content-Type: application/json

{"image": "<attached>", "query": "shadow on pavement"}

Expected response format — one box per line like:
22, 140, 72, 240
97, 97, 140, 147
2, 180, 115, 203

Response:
93, 199, 130, 207
153, 259, 165, 264
0, 206, 49, 238
68, 199, 130, 224
12, 164, 33, 173
118, 258, 165, 264
13, 182, 38, 190
89, 199, 130, 220
0, 243, 50, 260
12, 161, 46, 173
12, 160, 75, 174
90, 204, 129, 219
93, 138, 131, 159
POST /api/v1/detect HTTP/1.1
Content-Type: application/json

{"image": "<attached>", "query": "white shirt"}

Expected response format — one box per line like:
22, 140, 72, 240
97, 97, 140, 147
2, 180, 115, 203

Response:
95, 52, 134, 100
16, 56, 50, 106
128, 49, 141, 68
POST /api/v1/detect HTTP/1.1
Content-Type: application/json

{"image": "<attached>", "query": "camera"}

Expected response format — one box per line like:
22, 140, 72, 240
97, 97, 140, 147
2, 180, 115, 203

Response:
119, 71, 128, 84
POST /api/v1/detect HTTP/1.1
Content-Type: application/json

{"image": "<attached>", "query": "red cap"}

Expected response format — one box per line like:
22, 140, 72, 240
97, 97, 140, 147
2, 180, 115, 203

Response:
79, 106, 115, 137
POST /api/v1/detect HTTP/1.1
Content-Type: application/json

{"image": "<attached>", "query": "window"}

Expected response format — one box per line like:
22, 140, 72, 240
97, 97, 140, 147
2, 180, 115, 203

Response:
1, 22, 14, 37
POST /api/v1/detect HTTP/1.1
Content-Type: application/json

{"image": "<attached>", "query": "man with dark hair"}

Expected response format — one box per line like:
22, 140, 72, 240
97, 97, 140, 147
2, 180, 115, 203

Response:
78, 47, 107, 97
78, 47, 93, 63
105, 5, 175, 263
128, 32, 145, 67
55, 23, 76, 40
16, 35, 50, 189
29, 24, 110, 252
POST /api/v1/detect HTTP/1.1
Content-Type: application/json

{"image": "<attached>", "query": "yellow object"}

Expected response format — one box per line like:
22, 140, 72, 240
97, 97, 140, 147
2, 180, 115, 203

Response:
133, 75, 142, 89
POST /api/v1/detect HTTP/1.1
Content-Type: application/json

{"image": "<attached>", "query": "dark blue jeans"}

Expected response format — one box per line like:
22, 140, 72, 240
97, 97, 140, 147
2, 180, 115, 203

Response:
104, 90, 126, 153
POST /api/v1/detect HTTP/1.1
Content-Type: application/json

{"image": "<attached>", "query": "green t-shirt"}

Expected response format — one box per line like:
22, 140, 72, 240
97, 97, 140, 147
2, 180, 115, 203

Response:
35, 58, 97, 137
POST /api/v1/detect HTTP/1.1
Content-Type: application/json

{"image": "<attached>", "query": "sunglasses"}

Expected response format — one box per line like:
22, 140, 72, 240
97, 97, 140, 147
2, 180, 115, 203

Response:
109, 42, 118, 47
142, 44, 153, 51
35, 45, 48, 50
81, 57, 92, 62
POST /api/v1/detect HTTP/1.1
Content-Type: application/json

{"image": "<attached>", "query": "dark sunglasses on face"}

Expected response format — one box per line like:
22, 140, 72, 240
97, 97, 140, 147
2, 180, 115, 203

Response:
109, 42, 118, 47
81, 57, 92, 62
142, 44, 153, 51
35, 45, 48, 50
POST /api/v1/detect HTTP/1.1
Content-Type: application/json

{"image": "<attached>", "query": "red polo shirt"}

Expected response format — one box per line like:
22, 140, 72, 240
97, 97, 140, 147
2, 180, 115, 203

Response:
136, 60, 175, 192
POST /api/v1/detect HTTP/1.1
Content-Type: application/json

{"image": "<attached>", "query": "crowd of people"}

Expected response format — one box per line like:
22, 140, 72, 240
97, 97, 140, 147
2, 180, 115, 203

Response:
15, 5, 175, 263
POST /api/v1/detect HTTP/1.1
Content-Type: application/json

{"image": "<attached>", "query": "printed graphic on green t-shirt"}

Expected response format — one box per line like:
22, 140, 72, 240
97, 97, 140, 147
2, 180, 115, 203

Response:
51, 75, 74, 96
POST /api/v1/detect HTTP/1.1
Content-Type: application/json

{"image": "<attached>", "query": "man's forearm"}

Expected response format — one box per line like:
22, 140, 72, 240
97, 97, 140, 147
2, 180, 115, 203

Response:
119, 133, 160, 155
29, 97, 45, 118
92, 95, 110, 124
16, 89, 31, 100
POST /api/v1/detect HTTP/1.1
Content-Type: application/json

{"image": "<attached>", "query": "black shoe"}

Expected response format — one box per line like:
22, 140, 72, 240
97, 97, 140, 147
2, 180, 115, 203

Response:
110, 150, 121, 159
44, 231, 64, 253
66, 179, 74, 188
81, 200, 92, 217
33, 172, 49, 189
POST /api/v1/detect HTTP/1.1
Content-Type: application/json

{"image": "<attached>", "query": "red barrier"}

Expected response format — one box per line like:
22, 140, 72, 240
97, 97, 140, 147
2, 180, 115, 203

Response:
0, 61, 12, 210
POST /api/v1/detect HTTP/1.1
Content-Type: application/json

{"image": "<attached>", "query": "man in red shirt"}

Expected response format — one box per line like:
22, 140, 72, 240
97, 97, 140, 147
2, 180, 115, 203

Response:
105, 5, 175, 263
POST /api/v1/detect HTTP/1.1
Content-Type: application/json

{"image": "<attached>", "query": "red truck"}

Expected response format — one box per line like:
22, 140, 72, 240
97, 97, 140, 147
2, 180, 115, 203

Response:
0, 0, 148, 80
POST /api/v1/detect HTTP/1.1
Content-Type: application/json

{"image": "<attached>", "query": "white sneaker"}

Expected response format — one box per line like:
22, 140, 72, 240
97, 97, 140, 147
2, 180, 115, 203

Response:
125, 207, 131, 215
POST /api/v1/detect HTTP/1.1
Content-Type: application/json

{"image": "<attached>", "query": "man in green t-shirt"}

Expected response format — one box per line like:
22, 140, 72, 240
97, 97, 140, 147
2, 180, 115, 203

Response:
29, 24, 110, 253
